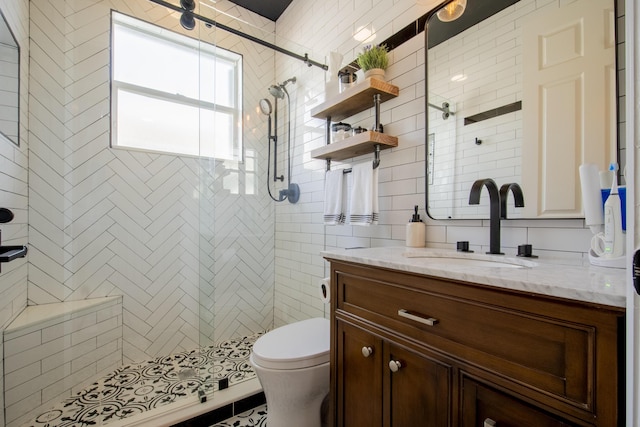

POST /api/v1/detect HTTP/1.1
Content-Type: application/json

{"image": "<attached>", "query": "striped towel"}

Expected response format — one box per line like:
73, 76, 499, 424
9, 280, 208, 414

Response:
324, 169, 345, 225
348, 162, 378, 226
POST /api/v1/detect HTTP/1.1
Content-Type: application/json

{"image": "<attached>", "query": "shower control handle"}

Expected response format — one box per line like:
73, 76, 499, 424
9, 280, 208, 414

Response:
389, 360, 402, 372
361, 346, 374, 358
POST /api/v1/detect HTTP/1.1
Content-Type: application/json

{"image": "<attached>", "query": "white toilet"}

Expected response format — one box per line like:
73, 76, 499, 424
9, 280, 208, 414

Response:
250, 317, 330, 427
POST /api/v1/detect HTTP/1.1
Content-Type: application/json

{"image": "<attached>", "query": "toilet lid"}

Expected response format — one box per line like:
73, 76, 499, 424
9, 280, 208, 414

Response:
251, 317, 330, 370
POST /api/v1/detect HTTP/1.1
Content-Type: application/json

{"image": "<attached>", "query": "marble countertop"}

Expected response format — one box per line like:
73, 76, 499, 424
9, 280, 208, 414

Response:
321, 247, 627, 308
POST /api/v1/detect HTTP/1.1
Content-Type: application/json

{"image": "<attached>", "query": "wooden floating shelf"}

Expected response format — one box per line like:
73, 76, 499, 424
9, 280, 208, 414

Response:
311, 78, 399, 122
310, 131, 398, 162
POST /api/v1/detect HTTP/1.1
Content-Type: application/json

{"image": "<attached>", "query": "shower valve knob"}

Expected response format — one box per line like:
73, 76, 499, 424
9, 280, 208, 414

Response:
361, 346, 374, 357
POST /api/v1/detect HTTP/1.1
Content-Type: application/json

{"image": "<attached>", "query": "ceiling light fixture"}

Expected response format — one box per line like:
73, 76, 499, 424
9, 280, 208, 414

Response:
450, 73, 467, 82
353, 25, 376, 43
437, 0, 467, 22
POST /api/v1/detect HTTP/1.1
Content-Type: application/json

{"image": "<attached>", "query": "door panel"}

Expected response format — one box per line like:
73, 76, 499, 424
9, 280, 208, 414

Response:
522, 0, 616, 217
336, 319, 383, 427
386, 342, 451, 427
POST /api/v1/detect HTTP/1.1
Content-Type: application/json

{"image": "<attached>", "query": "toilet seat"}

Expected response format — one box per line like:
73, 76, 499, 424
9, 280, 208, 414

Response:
251, 317, 330, 370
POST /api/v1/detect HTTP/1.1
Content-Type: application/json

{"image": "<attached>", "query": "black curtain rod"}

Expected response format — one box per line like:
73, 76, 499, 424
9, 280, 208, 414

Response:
148, 0, 328, 71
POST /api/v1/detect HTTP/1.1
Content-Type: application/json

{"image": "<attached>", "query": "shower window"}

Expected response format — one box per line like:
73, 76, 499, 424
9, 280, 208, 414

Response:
110, 12, 243, 160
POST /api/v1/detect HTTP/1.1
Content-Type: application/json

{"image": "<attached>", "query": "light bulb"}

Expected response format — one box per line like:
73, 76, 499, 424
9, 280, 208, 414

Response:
437, 0, 467, 22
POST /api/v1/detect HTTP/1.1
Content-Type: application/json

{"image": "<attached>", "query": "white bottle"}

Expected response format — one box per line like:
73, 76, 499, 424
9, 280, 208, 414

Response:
603, 163, 624, 258
406, 206, 426, 248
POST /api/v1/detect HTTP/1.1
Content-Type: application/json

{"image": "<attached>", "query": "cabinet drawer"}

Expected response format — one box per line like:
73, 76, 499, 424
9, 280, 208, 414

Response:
461, 376, 582, 427
336, 270, 593, 410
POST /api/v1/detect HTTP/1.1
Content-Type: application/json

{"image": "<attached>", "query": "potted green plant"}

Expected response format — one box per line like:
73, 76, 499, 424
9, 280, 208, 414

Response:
356, 44, 389, 81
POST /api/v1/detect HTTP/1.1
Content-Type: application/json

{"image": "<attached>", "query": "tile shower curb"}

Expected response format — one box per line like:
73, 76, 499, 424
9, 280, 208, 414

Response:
104, 378, 262, 427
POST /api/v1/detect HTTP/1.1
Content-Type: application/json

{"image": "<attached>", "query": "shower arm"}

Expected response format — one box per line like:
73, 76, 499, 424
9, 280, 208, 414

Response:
428, 102, 455, 120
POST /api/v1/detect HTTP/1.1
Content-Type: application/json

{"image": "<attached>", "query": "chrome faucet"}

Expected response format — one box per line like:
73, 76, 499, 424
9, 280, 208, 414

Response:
468, 179, 524, 255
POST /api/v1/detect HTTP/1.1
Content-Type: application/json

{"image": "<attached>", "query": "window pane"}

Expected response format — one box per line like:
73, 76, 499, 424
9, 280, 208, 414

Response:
199, 55, 236, 107
199, 109, 235, 160
115, 89, 200, 156
113, 24, 201, 99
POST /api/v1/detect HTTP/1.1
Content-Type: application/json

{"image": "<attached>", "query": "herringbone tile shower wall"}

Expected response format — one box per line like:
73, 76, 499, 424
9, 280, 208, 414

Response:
27, 0, 276, 364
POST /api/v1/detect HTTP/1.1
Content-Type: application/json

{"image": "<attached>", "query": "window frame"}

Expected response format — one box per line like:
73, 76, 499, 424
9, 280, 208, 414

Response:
109, 11, 243, 161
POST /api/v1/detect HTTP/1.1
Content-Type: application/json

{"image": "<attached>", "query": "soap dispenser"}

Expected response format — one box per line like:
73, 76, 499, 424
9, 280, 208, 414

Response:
406, 205, 426, 247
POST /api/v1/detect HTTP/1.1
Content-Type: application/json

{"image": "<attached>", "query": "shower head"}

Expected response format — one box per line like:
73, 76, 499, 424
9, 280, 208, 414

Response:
267, 77, 297, 99
259, 98, 272, 115
268, 85, 285, 99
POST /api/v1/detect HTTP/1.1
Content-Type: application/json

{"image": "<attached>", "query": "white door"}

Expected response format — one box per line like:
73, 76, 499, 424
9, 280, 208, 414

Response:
521, 0, 617, 218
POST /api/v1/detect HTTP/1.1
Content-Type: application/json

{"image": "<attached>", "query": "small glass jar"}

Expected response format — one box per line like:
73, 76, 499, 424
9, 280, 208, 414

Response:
351, 126, 366, 136
338, 67, 358, 93
331, 122, 352, 143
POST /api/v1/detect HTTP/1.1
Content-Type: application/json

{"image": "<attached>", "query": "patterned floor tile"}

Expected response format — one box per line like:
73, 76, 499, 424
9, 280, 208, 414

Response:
26, 333, 263, 427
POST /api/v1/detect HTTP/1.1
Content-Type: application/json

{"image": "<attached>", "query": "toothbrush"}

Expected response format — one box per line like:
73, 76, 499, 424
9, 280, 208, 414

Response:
603, 163, 624, 258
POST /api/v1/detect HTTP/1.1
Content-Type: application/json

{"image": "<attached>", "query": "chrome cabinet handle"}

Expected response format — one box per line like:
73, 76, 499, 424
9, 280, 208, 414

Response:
361, 346, 374, 357
484, 418, 497, 427
398, 309, 438, 326
388, 360, 402, 372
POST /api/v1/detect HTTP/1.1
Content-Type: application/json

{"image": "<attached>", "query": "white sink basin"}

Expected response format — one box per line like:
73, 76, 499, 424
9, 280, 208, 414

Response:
402, 251, 537, 269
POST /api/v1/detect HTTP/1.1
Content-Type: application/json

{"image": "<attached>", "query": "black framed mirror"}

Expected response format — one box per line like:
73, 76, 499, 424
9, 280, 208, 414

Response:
0, 8, 19, 146
425, 0, 619, 220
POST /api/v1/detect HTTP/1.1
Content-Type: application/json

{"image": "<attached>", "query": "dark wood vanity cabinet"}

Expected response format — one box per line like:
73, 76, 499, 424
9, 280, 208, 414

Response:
328, 260, 624, 427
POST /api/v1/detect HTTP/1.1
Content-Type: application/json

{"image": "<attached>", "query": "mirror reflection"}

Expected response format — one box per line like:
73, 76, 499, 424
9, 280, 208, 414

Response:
0, 9, 19, 146
426, 0, 617, 220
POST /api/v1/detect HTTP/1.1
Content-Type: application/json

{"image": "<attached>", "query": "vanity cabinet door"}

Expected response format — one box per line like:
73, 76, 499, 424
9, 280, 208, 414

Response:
461, 377, 580, 427
335, 318, 451, 427
386, 341, 450, 427
336, 319, 383, 427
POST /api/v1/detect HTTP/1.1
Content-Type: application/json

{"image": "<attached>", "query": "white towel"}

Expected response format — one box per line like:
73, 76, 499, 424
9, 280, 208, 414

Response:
348, 162, 379, 226
324, 169, 346, 225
